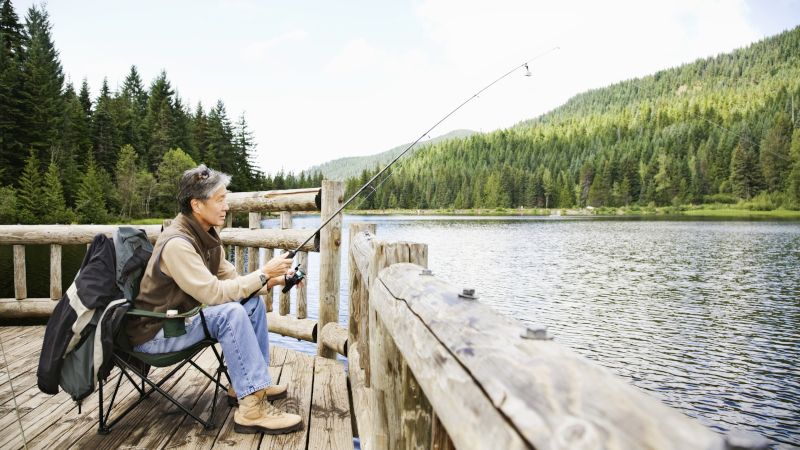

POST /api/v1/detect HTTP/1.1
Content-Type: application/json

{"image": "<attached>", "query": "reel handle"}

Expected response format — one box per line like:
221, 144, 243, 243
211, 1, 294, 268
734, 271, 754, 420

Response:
281, 265, 305, 293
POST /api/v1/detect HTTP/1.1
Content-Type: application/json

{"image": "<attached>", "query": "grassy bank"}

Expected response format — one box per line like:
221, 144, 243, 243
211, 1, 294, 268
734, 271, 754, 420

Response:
343, 205, 800, 219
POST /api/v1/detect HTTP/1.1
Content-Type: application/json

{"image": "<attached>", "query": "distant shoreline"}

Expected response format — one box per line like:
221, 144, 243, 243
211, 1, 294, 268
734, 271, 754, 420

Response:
340, 206, 800, 219
116, 205, 800, 225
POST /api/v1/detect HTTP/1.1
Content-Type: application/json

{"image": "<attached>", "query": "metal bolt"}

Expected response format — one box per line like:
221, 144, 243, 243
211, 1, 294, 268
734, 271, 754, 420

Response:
458, 288, 477, 300
521, 324, 552, 340
420, 269, 433, 276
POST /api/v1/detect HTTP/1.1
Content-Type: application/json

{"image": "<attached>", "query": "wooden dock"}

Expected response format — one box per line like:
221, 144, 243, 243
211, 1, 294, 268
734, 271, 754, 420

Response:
0, 325, 352, 450
0, 184, 769, 450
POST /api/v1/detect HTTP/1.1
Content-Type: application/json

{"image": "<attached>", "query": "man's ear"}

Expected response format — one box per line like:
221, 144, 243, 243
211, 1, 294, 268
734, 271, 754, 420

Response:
191, 198, 201, 213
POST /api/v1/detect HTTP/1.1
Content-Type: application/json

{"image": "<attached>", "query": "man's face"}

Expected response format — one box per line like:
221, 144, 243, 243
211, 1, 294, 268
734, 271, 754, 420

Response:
193, 186, 229, 229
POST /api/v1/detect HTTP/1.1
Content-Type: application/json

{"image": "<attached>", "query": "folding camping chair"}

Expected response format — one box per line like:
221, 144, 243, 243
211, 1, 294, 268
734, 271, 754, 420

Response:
96, 305, 232, 434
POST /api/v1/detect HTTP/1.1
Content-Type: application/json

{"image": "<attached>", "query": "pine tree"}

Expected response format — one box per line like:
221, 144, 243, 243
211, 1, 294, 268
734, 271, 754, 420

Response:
143, 71, 175, 169
0, 0, 25, 185
0, 185, 16, 223
155, 147, 196, 215
75, 152, 107, 223
787, 128, 800, 206
17, 148, 43, 223
759, 113, 792, 192
729, 137, 762, 199
42, 160, 72, 223
78, 78, 92, 118
19, 4, 64, 160
115, 144, 139, 218
92, 78, 118, 173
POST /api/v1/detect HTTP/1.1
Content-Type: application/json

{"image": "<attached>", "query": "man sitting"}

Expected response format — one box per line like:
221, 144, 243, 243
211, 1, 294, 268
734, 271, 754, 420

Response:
126, 164, 302, 435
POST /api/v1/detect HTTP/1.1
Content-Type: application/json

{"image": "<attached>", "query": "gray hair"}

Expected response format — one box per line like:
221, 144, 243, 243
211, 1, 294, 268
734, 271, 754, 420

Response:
178, 164, 231, 215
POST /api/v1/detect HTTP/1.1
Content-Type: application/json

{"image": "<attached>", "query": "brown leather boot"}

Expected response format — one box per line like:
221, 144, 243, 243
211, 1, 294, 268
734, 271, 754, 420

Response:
233, 390, 302, 435
227, 384, 288, 406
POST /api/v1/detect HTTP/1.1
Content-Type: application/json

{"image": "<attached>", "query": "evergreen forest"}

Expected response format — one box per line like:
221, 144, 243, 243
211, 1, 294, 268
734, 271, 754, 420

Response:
0, 1, 322, 224
2, 0, 800, 224
344, 26, 800, 211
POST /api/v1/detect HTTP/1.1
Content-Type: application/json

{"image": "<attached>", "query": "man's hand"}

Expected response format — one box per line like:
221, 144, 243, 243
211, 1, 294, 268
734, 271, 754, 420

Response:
274, 269, 304, 288
261, 253, 292, 279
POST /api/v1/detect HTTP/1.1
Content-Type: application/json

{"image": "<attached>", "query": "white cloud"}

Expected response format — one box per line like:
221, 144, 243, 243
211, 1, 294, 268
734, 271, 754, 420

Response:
241, 29, 309, 62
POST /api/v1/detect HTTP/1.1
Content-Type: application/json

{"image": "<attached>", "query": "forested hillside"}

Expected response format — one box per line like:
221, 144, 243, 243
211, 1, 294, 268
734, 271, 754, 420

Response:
306, 129, 475, 180
0, 1, 320, 224
346, 26, 800, 210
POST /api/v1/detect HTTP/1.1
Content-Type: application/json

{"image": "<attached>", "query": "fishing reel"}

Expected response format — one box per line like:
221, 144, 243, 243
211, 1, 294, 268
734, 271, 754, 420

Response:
282, 265, 306, 293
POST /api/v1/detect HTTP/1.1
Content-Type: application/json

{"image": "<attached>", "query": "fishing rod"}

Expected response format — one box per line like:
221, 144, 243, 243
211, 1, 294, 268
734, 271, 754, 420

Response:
280, 46, 560, 292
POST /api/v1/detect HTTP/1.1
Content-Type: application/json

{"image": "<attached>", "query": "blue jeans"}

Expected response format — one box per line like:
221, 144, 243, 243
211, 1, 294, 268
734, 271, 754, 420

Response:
133, 296, 272, 399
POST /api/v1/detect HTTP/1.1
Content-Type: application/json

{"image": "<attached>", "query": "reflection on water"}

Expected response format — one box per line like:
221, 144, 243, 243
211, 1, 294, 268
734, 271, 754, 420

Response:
3, 216, 799, 446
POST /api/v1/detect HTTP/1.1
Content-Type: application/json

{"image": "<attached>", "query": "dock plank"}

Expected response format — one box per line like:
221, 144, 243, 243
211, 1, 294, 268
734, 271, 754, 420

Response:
212, 345, 289, 449
308, 357, 352, 450
260, 350, 315, 450
66, 349, 214, 450
0, 325, 353, 450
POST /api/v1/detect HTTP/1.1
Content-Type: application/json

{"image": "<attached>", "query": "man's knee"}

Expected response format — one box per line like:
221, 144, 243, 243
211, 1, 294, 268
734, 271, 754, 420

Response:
214, 302, 248, 324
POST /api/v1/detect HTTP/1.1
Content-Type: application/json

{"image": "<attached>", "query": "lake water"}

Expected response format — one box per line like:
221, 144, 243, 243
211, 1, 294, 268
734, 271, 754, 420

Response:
2, 216, 798, 447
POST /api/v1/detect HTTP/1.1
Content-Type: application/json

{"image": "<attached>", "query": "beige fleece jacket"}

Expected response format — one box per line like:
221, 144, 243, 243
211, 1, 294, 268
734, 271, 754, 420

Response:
159, 238, 269, 305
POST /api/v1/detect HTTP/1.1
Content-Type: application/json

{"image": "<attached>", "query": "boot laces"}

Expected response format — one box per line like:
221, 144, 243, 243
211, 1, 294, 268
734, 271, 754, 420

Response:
260, 399, 286, 417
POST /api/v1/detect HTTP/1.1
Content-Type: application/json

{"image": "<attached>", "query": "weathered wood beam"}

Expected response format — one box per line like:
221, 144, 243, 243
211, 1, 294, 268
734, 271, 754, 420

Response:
266, 312, 317, 342
13, 245, 26, 299
320, 322, 348, 356
0, 225, 161, 245
348, 224, 376, 377
219, 228, 318, 252
227, 188, 320, 213
296, 251, 308, 319
375, 263, 727, 450
0, 298, 57, 318
317, 180, 343, 358
50, 244, 62, 300
279, 211, 292, 316
349, 227, 377, 285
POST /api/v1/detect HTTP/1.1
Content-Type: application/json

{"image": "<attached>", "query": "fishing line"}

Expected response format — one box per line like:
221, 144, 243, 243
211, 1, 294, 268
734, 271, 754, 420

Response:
289, 46, 561, 256
0, 334, 28, 449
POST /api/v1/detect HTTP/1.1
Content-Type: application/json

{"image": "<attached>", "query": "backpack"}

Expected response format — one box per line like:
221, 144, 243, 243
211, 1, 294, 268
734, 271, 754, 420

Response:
38, 227, 153, 403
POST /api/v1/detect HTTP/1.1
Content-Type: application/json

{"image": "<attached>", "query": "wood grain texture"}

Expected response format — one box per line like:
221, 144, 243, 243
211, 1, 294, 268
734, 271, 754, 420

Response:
369, 279, 528, 450
348, 224, 376, 355
0, 298, 56, 318
267, 312, 317, 343
0, 225, 161, 245
235, 245, 245, 275
296, 251, 308, 319
227, 188, 320, 213
261, 350, 315, 450
13, 245, 26, 300
319, 322, 348, 357
248, 212, 261, 273
317, 180, 343, 358
346, 348, 374, 450
377, 263, 727, 450
219, 228, 318, 252
49, 244, 62, 300
279, 212, 292, 316
308, 357, 352, 450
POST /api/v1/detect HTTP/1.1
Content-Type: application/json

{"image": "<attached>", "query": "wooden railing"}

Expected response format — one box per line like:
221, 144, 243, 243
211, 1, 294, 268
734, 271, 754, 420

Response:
345, 223, 765, 450
0, 182, 349, 358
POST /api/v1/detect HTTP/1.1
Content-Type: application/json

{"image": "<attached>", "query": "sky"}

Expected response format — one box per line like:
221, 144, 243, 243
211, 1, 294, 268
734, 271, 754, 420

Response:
11, 0, 800, 174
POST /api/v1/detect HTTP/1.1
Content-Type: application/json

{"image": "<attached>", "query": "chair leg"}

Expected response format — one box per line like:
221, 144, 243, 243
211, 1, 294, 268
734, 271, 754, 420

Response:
97, 379, 110, 435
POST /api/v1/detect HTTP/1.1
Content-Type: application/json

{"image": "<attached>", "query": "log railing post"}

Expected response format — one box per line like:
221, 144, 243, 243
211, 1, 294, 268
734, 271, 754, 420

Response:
235, 246, 245, 275
317, 180, 343, 358
348, 224, 376, 380
50, 244, 62, 300
297, 251, 308, 319
248, 212, 261, 274
13, 245, 26, 300
367, 240, 428, 448
279, 211, 292, 315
